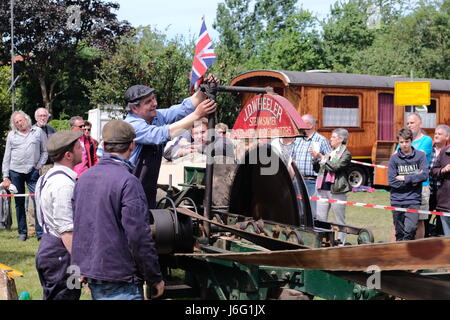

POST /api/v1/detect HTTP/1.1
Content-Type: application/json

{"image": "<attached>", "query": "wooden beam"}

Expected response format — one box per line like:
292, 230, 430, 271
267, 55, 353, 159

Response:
179, 236, 450, 272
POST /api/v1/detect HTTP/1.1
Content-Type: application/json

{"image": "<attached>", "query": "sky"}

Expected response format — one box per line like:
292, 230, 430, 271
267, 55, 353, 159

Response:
113, 0, 337, 41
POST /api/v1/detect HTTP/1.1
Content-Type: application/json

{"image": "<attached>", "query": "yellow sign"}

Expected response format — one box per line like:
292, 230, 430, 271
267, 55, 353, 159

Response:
394, 81, 431, 106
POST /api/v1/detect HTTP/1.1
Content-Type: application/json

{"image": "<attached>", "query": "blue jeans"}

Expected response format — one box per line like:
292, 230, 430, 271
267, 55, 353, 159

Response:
9, 169, 42, 238
304, 179, 317, 219
89, 282, 144, 300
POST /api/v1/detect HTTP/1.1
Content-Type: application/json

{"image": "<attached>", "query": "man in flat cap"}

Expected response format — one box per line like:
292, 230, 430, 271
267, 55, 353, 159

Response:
124, 75, 218, 208
71, 120, 164, 300
35, 130, 83, 300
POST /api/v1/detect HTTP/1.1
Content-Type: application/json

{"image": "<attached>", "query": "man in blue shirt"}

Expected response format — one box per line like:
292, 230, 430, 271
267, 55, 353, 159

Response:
124, 76, 217, 208
406, 113, 433, 238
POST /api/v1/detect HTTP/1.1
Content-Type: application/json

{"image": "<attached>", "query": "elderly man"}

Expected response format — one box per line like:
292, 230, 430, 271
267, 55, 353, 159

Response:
291, 114, 331, 218
72, 120, 164, 300
2, 111, 48, 241
124, 76, 217, 208
34, 108, 56, 139
35, 130, 83, 300
432, 141, 450, 237
405, 113, 433, 239
428, 124, 450, 235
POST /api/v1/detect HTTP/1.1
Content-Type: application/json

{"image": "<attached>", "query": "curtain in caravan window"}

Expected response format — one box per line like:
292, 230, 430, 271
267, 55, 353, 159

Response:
323, 95, 360, 127
378, 93, 394, 141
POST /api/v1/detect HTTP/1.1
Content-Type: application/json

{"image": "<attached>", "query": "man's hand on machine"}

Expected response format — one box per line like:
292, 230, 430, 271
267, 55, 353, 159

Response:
194, 99, 217, 117
203, 73, 220, 85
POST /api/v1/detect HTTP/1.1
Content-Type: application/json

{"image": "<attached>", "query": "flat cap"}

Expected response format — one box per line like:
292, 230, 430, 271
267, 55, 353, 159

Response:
47, 130, 82, 157
102, 120, 136, 144
124, 85, 155, 103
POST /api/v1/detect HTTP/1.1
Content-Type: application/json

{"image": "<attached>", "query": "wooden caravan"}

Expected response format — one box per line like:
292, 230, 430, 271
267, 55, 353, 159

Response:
230, 70, 450, 186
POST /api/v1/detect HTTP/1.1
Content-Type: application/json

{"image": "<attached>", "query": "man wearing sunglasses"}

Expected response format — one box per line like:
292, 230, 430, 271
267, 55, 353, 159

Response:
70, 116, 98, 177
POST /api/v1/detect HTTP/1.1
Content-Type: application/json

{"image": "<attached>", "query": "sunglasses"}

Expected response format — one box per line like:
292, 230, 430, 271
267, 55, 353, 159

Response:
84, 128, 91, 132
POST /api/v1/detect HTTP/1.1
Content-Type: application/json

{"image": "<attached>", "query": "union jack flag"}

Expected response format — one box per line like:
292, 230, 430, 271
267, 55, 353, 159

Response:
190, 17, 217, 92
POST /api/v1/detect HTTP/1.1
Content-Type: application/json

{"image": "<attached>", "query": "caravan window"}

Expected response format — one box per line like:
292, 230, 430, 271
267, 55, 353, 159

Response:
322, 95, 360, 127
404, 100, 437, 129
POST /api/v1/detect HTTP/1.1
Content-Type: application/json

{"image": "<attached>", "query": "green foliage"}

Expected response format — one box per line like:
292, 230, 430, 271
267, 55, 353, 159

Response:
348, 0, 450, 78
212, 0, 325, 125
214, 0, 324, 72
1, 0, 449, 131
249, 11, 325, 71
85, 27, 192, 111
0, 0, 131, 116
0, 66, 15, 172
321, 0, 378, 72
48, 119, 70, 131
0, 66, 12, 122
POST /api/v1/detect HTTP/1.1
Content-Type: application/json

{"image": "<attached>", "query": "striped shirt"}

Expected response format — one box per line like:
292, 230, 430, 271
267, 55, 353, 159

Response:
429, 146, 440, 193
35, 164, 77, 238
291, 132, 331, 177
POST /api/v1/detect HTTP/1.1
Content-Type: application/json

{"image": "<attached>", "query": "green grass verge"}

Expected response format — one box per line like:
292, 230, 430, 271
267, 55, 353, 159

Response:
0, 206, 91, 300
0, 190, 393, 300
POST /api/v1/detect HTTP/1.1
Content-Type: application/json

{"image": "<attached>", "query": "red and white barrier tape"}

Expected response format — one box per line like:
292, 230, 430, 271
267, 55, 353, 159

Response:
297, 195, 450, 218
4, 193, 448, 218
0, 194, 34, 198
351, 160, 387, 169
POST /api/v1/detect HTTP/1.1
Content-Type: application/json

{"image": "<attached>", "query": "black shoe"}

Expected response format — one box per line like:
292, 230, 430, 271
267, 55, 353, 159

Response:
18, 234, 27, 241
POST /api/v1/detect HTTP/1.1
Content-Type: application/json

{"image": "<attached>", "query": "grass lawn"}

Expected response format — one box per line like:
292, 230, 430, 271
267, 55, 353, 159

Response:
341, 190, 393, 243
0, 190, 393, 300
0, 207, 91, 300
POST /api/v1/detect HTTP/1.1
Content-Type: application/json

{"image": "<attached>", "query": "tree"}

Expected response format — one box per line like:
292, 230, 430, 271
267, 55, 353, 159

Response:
212, 0, 325, 125
321, 0, 377, 72
320, 0, 421, 72
85, 27, 192, 111
0, 65, 19, 169
350, 0, 450, 79
0, 0, 131, 115
248, 10, 325, 70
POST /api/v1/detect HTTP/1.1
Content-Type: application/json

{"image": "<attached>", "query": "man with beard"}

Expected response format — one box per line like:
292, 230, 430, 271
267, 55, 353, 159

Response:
2, 111, 47, 241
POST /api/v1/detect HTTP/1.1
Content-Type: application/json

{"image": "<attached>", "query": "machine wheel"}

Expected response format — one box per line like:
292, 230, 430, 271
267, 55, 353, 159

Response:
357, 228, 375, 244
347, 166, 368, 188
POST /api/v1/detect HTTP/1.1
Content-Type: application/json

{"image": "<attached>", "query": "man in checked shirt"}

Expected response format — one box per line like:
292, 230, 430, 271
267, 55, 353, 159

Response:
291, 114, 331, 218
